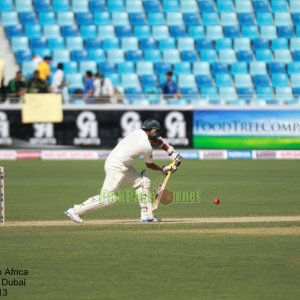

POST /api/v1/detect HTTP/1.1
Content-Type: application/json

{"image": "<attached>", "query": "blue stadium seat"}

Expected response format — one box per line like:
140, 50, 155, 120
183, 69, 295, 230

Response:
272, 38, 288, 50
253, 74, 271, 87
237, 87, 254, 101
201, 86, 218, 102
102, 38, 119, 50
53, 49, 70, 62
22, 61, 37, 78
206, 26, 223, 40
99, 26, 115, 39
274, 50, 292, 63
260, 26, 277, 40
188, 25, 205, 38
277, 26, 294, 38
290, 0, 300, 13
0, 0, 13, 12
174, 62, 191, 74
66, 37, 83, 51
181, 87, 199, 102
115, 25, 132, 37
79, 61, 97, 74
108, 0, 124, 12
292, 13, 300, 25
216, 74, 232, 87
43, 25, 60, 39
136, 61, 154, 75
76, 13, 93, 25
159, 38, 176, 49
196, 75, 214, 87
290, 38, 300, 52
71, 50, 88, 62
180, 0, 199, 13
88, 49, 105, 61
256, 87, 274, 101
1, 12, 19, 26
98, 62, 115, 74
112, 12, 129, 26
122, 74, 140, 88
30, 37, 46, 49
202, 12, 219, 25
72, 0, 89, 13
163, 49, 180, 63
255, 49, 273, 62
16, 50, 32, 63
219, 87, 238, 101
140, 38, 156, 50
198, 0, 215, 13
144, 0, 161, 12
274, 13, 292, 26
80, 25, 97, 40
252, 38, 269, 50
152, 25, 169, 39
223, 26, 240, 38
25, 25, 42, 39
237, 50, 254, 62
211, 62, 228, 75
141, 74, 157, 89
117, 62, 135, 74
166, 12, 184, 25
252, 0, 270, 12
235, 0, 253, 13
5, 25, 23, 38
235, 74, 253, 88
19, 12, 36, 25
275, 87, 293, 102
89, 0, 106, 12
126, 0, 144, 13
122, 37, 138, 50
291, 74, 300, 88
234, 38, 251, 51
155, 62, 172, 74
231, 62, 248, 74
242, 26, 259, 39
238, 13, 255, 25
181, 50, 198, 62
34, 0, 51, 12
250, 62, 267, 75
178, 74, 196, 88
200, 49, 217, 62
216, 39, 232, 50
61, 25, 78, 37
272, 1, 288, 13
169, 25, 186, 37
196, 38, 212, 50
193, 62, 210, 75
34, 48, 51, 58
57, 12, 75, 26
53, 0, 69, 12
256, 12, 273, 25
144, 50, 161, 62
288, 62, 300, 74
63, 62, 78, 74
94, 12, 110, 25
66, 74, 83, 90
177, 37, 194, 51
130, 13, 147, 25
15, 0, 33, 12
183, 13, 201, 25
294, 51, 300, 61
134, 26, 151, 39
107, 49, 125, 64
126, 50, 143, 62
148, 12, 165, 25
221, 12, 238, 26
219, 49, 237, 63
11, 37, 28, 52
217, 0, 234, 13
163, 0, 179, 12
272, 74, 289, 87
39, 12, 55, 25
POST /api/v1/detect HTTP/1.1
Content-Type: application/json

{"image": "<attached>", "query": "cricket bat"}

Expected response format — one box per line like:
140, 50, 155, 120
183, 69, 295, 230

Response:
152, 161, 176, 211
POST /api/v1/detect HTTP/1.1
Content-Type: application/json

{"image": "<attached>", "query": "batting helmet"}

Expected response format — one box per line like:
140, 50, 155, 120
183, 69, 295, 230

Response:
141, 119, 161, 131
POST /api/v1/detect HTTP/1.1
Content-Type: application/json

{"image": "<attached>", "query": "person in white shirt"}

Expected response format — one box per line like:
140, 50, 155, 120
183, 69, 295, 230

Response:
65, 119, 183, 223
51, 63, 65, 93
93, 72, 114, 102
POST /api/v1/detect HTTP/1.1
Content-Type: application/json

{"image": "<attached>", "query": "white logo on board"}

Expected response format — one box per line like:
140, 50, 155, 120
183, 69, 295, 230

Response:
120, 111, 142, 138
30, 123, 57, 145
165, 112, 189, 146
74, 111, 101, 145
0, 112, 12, 145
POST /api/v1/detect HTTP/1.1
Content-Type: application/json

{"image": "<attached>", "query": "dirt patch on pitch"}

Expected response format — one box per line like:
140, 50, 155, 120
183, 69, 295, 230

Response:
1, 216, 300, 228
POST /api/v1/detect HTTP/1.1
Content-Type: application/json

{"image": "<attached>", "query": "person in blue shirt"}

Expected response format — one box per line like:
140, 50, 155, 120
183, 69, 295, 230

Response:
161, 71, 181, 100
83, 71, 94, 103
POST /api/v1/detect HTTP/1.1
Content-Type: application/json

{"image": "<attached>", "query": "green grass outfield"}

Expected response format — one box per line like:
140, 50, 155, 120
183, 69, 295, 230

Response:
1, 160, 300, 299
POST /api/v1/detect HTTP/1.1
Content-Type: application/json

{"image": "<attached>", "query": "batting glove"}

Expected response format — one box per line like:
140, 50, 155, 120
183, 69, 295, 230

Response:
162, 164, 177, 175
170, 152, 183, 166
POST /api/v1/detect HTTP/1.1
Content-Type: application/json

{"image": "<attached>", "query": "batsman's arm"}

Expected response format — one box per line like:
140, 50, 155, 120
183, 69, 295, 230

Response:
145, 162, 163, 172
155, 137, 183, 165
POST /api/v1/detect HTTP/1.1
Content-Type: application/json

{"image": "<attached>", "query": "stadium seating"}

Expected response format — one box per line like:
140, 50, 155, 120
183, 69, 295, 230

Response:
0, 0, 300, 104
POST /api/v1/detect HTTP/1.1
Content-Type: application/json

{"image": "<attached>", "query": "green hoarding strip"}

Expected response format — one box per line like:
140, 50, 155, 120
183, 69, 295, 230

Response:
193, 136, 300, 149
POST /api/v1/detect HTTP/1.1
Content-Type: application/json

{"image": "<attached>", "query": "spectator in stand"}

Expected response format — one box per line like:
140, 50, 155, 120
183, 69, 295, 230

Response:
93, 73, 114, 103
51, 63, 67, 93
36, 56, 52, 81
161, 71, 181, 100
83, 70, 94, 103
27, 70, 49, 93
8, 71, 27, 101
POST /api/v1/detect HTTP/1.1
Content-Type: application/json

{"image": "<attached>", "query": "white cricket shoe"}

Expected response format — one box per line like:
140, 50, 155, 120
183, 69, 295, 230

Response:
65, 208, 84, 224
141, 215, 161, 223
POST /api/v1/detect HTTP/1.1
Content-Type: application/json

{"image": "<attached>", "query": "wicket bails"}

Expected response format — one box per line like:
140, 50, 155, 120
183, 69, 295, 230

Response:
0, 166, 4, 224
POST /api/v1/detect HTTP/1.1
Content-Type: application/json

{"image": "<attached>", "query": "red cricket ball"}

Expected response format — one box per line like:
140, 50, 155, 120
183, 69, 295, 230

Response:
214, 198, 220, 205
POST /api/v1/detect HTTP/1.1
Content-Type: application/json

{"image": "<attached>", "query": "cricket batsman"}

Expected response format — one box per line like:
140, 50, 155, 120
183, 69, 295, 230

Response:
65, 119, 183, 223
